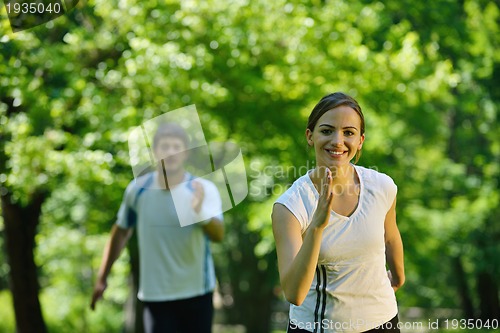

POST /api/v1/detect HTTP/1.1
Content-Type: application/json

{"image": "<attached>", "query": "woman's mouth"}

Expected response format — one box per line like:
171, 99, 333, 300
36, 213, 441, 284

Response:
325, 149, 347, 158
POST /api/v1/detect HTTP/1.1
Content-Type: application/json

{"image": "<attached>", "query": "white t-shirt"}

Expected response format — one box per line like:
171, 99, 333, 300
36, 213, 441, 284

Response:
116, 171, 223, 301
275, 165, 398, 333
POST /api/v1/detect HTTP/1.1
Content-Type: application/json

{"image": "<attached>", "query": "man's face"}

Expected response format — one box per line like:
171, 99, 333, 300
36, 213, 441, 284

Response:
153, 136, 188, 174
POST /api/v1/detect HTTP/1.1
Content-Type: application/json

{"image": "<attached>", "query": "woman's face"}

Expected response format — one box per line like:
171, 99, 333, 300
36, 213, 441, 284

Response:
306, 105, 365, 169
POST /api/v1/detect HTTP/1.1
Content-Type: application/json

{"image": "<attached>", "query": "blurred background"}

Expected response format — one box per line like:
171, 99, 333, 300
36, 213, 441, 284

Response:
0, 0, 499, 332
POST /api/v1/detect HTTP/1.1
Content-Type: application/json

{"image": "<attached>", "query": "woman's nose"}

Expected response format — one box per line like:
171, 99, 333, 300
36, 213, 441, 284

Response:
330, 132, 343, 146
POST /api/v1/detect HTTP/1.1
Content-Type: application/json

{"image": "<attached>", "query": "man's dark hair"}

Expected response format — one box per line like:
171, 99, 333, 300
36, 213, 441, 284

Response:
153, 123, 189, 148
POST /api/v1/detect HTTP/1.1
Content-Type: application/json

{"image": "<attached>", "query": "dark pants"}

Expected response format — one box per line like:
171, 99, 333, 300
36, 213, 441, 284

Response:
143, 293, 213, 333
287, 314, 400, 333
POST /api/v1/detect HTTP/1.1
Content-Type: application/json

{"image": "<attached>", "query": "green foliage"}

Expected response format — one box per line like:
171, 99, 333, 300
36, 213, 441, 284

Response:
0, 291, 16, 332
37, 225, 130, 332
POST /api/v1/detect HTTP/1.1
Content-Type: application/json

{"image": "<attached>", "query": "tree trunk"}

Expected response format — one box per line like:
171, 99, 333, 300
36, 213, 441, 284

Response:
452, 256, 475, 319
477, 271, 500, 320
225, 217, 278, 332
1, 191, 47, 333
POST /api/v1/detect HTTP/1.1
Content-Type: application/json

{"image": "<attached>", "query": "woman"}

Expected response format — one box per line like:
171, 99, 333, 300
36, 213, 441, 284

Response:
272, 92, 405, 333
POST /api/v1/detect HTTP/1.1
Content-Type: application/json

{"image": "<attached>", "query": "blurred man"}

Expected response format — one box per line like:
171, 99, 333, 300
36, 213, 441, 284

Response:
91, 123, 224, 333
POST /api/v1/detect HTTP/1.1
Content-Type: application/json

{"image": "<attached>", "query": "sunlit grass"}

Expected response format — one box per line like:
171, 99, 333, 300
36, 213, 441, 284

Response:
0, 291, 15, 332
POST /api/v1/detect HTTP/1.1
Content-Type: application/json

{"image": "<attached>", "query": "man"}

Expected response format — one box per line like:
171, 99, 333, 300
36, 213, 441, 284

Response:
91, 123, 224, 333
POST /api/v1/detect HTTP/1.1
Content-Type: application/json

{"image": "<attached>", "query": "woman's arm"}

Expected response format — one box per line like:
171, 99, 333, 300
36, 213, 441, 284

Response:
272, 169, 334, 306
384, 198, 405, 292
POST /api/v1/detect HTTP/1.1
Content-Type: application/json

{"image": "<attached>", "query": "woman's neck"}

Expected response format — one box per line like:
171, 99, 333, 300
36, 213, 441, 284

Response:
310, 164, 357, 194
330, 164, 355, 186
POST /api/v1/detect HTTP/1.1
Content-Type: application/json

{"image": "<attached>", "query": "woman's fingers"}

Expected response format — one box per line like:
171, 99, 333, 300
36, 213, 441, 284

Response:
324, 168, 332, 199
322, 180, 328, 197
312, 168, 335, 229
319, 168, 334, 215
326, 169, 334, 208
319, 169, 330, 194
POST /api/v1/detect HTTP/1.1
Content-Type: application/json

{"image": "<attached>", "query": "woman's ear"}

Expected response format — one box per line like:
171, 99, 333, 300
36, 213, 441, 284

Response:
305, 128, 314, 147
358, 133, 365, 150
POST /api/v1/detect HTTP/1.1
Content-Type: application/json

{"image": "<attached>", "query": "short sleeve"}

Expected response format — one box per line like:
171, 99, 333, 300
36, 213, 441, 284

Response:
115, 181, 137, 229
383, 175, 398, 210
274, 183, 313, 233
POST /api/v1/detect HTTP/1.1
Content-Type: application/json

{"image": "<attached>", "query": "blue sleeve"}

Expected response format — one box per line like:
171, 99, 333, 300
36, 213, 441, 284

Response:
116, 181, 138, 229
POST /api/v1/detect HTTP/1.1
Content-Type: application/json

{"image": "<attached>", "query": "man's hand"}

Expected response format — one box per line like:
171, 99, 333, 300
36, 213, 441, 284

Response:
90, 279, 107, 310
191, 180, 205, 214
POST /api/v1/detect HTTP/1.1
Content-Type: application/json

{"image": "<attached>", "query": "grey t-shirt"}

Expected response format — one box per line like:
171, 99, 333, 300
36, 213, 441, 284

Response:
116, 172, 222, 301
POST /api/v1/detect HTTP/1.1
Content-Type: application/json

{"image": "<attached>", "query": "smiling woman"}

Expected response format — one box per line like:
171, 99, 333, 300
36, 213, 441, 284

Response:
306, 105, 364, 180
306, 93, 365, 165
271, 92, 405, 333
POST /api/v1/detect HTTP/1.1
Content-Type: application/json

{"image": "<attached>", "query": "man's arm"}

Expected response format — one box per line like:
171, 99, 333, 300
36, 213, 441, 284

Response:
90, 224, 133, 310
191, 180, 224, 242
202, 217, 224, 242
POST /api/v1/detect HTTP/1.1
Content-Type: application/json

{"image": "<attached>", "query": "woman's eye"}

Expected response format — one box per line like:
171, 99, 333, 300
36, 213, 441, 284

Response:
344, 131, 354, 136
321, 129, 332, 135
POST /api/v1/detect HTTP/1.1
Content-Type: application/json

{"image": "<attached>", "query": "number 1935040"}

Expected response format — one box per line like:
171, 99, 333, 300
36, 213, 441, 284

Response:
441, 318, 499, 330
5, 2, 62, 14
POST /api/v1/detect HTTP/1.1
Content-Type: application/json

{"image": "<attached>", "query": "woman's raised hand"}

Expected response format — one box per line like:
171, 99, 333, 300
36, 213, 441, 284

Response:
311, 167, 334, 229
